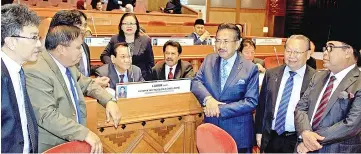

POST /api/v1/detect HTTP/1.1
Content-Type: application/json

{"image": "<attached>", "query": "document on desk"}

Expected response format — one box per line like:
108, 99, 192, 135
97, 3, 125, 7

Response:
115, 79, 191, 99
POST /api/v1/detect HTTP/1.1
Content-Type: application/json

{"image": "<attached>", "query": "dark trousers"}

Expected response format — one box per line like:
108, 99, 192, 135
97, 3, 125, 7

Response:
238, 147, 251, 153
264, 130, 297, 153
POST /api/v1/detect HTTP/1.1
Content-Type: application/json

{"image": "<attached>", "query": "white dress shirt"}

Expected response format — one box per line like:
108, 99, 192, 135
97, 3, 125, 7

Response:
1, 52, 30, 153
50, 54, 80, 123
80, 46, 89, 77
165, 64, 177, 80
310, 64, 356, 124
272, 65, 307, 132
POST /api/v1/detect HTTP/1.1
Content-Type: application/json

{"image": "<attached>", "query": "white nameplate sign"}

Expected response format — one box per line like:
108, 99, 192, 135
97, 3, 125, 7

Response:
151, 37, 194, 46
254, 38, 283, 46
115, 79, 191, 99
84, 37, 111, 46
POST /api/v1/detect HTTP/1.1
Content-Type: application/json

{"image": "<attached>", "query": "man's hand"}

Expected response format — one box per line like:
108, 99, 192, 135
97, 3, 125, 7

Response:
297, 142, 310, 154
204, 97, 225, 117
169, 10, 174, 13
256, 134, 262, 147
94, 77, 110, 88
256, 63, 266, 73
301, 130, 324, 151
105, 101, 121, 128
199, 31, 211, 41
84, 131, 103, 153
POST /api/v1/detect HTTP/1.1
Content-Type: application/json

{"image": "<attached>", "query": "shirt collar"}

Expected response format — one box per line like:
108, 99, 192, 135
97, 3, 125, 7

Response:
331, 64, 356, 81
1, 51, 22, 72
165, 63, 177, 70
115, 68, 127, 77
49, 53, 67, 74
284, 64, 307, 78
221, 51, 237, 65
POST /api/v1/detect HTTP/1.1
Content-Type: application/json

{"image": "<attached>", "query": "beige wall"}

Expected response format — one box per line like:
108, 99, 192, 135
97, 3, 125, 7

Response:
209, 11, 236, 23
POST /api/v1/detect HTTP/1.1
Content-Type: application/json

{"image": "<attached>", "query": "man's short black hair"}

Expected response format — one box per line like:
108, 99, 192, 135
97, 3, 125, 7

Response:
163, 40, 182, 55
216, 23, 241, 41
45, 25, 82, 50
112, 42, 129, 57
49, 10, 87, 30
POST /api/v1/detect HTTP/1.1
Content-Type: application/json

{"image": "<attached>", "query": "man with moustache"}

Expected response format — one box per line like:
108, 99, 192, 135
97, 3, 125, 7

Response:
1, 4, 41, 153
152, 40, 194, 80
191, 23, 259, 153
24, 25, 121, 153
295, 37, 361, 152
255, 35, 316, 153
187, 19, 211, 45
95, 42, 144, 89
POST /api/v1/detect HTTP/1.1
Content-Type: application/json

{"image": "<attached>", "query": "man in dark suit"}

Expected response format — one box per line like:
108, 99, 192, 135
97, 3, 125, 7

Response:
295, 37, 361, 153
187, 19, 210, 45
96, 42, 144, 89
255, 35, 316, 153
1, 4, 40, 153
191, 23, 259, 153
152, 40, 194, 80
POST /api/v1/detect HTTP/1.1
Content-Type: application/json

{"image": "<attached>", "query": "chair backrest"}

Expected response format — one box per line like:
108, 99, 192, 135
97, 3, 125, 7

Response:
43, 141, 91, 153
196, 123, 237, 153
264, 56, 285, 69
148, 21, 167, 26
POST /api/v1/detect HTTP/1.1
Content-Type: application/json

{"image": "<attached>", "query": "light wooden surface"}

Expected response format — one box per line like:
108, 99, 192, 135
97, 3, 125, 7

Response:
85, 93, 203, 153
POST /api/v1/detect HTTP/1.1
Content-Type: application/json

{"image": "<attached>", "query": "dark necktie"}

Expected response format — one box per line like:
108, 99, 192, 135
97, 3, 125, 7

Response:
65, 68, 82, 124
274, 71, 296, 135
19, 68, 36, 152
168, 67, 174, 79
312, 75, 336, 130
119, 74, 125, 83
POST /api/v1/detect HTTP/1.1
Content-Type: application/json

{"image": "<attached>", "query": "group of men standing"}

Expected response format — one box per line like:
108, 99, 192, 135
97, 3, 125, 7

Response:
2, 3, 361, 154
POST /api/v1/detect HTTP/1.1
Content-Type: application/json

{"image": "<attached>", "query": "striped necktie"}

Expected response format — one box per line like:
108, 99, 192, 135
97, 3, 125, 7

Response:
220, 60, 228, 91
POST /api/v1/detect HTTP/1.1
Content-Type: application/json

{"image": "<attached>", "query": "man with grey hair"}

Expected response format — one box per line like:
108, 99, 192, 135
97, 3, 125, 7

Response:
24, 25, 121, 153
255, 35, 316, 153
1, 4, 41, 153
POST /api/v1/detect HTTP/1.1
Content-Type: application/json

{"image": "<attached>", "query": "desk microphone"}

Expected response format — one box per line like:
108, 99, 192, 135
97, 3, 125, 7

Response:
273, 47, 280, 66
91, 16, 98, 37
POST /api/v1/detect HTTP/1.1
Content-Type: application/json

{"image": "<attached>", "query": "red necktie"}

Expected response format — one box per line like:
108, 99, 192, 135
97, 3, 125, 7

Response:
168, 67, 174, 80
312, 75, 336, 130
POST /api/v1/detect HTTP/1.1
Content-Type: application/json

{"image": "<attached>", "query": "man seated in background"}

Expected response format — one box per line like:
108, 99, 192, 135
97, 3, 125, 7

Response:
239, 38, 266, 73
161, 0, 182, 14
187, 19, 211, 45
106, 0, 136, 11
152, 40, 194, 80
96, 42, 144, 89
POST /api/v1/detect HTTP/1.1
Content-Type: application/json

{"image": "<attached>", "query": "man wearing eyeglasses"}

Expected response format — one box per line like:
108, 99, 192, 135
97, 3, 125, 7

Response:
95, 42, 144, 90
255, 35, 316, 153
191, 23, 259, 153
1, 4, 41, 153
295, 36, 361, 153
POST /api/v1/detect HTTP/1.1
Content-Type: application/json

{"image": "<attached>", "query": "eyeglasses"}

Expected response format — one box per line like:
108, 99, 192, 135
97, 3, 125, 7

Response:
322, 45, 350, 52
11, 35, 41, 41
122, 23, 137, 26
215, 39, 238, 45
285, 50, 307, 56
118, 55, 131, 60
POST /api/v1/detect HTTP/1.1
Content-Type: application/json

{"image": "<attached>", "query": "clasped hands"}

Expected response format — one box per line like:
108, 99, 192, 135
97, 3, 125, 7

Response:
297, 130, 325, 154
203, 97, 225, 117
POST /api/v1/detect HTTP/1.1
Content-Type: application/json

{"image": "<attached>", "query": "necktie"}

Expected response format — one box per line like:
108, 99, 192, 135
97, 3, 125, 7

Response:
274, 71, 296, 135
220, 60, 228, 91
312, 75, 336, 130
65, 68, 82, 124
168, 67, 174, 79
19, 68, 36, 152
119, 74, 125, 83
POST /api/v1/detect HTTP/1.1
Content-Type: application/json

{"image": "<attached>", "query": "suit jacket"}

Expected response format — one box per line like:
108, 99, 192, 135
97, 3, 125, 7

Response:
1, 60, 38, 153
253, 58, 265, 67
151, 60, 194, 80
164, 1, 182, 14
295, 66, 361, 153
255, 64, 316, 152
24, 51, 112, 152
191, 52, 259, 148
187, 32, 208, 45
306, 57, 317, 69
95, 63, 144, 89
106, 0, 120, 11
100, 35, 155, 81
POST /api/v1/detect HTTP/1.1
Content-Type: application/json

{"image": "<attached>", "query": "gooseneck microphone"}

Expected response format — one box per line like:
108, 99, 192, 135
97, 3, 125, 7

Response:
273, 47, 280, 66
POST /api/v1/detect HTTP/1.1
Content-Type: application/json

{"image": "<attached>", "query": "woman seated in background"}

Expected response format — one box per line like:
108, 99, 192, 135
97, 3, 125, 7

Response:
239, 38, 266, 73
160, 0, 182, 14
76, 0, 87, 10
100, 13, 154, 81
91, 0, 104, 11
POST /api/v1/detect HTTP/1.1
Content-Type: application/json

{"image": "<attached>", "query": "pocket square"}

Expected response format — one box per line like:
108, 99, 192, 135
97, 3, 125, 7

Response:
236, 79, 245, 85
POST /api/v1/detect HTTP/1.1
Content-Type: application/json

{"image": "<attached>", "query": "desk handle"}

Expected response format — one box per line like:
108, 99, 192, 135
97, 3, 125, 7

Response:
121, 124, 126, 129
160, 118, 165, 123
142, 121, 146, 126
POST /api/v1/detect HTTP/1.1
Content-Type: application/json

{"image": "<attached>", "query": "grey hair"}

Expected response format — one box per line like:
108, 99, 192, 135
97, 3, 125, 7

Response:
45, 25, 82, 50
216, 23, 241, 41
285, 35, 311, 50
1, 4, 40, 47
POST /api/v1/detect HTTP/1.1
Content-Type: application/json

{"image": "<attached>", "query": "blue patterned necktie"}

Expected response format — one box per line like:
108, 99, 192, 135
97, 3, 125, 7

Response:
19, 68, 36, 152
274, 71, 296, 135
65, 68, 82, 124
220, 59, 228, 91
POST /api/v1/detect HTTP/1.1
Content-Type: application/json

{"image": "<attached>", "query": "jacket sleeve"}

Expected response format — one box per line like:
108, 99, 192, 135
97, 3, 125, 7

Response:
191, 56, 212, 105
219, 65, 259, 119
183, 62, 195, 79
255, 70, 269, 134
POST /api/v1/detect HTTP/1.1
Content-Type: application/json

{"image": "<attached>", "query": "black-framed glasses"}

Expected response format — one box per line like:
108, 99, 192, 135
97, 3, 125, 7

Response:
285, 50, 307, 56
322, 45, 350, 52
122, 22, 137, 26
11, 35, 41, 41
214, 39, 239, 45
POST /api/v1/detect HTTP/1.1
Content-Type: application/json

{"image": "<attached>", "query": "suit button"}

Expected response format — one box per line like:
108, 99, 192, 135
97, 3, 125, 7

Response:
19, 141, 24, 145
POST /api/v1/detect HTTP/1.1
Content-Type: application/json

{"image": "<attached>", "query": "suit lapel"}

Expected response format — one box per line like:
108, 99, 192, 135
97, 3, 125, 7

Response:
133, 38, 141, 56
109, 64, 119, 88
174, 60, 182, 79
321, 67, 360, 121
301, 66, 313, 95
308, 71, 330, 120
42, 51, 74, 108
221, 53, 243, 95
160, 62, 166, 80
270, 65, 286, 115
127, 65, 134, 82
213, 56, 221, 95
